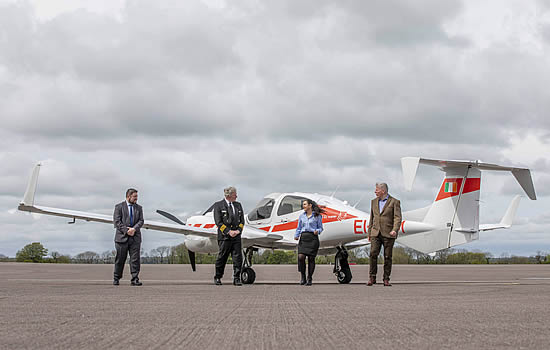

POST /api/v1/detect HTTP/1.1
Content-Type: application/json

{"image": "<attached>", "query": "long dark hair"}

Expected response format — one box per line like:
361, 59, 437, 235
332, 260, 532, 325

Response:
303, 199, 325, 217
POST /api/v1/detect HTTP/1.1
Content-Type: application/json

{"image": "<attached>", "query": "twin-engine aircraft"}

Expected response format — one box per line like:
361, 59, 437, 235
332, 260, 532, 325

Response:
18, 157, 536, 284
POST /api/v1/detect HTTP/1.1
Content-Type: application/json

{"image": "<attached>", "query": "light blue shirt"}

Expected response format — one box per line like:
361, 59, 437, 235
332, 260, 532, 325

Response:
379, 194, 389, 213
294, 212, 324, 239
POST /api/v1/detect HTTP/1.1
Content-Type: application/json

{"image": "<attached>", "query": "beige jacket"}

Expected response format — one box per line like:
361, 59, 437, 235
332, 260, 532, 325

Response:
368, 195, 402, 239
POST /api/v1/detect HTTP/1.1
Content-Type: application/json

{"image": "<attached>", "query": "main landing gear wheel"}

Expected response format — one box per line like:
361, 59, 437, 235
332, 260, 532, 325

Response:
334, 245, 353, 284
241, 267, 256, 284
336, 267, 352, 284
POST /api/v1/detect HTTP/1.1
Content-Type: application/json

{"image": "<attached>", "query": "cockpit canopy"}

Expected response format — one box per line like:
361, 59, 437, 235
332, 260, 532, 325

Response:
248, 195, 310, 221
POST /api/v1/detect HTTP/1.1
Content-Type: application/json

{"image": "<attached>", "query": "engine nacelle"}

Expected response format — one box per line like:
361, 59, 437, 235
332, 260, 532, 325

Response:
184, 237, 219, 254
400, 220, 436, 235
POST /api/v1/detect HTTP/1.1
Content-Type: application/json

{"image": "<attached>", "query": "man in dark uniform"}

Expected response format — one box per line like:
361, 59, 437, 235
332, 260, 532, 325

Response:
213, 186, 245, 286
113, 188, 144, 286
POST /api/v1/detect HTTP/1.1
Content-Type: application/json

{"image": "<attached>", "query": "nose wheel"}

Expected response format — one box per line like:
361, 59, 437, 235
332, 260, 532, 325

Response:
241, 247, 257, 284
241, 267, 256, 284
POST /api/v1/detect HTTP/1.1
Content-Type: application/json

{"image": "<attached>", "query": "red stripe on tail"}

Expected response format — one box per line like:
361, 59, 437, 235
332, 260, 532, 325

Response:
435, 178, 480, 201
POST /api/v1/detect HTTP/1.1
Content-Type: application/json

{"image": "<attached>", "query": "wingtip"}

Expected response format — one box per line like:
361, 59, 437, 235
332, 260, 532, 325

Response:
21, 163, 41, 206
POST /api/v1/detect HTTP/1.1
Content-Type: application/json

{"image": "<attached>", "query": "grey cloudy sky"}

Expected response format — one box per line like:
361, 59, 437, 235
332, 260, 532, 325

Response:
1, 0, 549, 257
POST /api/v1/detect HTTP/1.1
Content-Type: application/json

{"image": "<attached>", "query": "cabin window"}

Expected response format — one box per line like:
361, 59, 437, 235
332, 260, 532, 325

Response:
277, 195, 309, 216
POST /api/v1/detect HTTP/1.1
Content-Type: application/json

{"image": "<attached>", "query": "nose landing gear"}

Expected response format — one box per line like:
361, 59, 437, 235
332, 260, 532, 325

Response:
241, 247, 257, 284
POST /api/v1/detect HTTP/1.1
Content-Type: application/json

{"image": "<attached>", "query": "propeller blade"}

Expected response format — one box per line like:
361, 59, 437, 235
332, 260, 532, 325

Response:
156, 210, 185, 225
188, 249, 196, 272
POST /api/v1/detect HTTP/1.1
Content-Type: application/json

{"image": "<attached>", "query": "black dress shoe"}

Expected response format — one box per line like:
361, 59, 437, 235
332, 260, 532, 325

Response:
306, 277, 312, 286
214, 278, 222, 285
233, 279, 242, 286
300, 276, 306, 285
131, 280, 143, 286
113, 279, 119, 286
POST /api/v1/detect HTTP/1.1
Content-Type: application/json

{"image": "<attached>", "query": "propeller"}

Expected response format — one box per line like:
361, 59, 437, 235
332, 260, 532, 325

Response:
156, 209, 196, 272
189, 250, 196, 272
156, 209, 185, 225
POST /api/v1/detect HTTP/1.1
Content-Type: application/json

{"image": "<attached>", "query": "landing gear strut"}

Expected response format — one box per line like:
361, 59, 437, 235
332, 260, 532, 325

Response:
334, 245, 352, 284
241, 247, 257, 284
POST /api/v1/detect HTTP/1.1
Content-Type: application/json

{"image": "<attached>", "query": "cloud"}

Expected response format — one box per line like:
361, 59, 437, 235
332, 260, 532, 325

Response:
0, 0, 549, 256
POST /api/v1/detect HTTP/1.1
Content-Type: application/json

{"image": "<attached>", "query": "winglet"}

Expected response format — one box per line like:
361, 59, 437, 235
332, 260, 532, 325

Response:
21, 163, 41, 206
500, 195, 521, 227
401, 157, 420, 191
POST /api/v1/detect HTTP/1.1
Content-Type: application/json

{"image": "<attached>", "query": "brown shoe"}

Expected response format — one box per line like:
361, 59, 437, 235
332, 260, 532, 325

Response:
383, 280, 392, 287
367, 277, 376, 286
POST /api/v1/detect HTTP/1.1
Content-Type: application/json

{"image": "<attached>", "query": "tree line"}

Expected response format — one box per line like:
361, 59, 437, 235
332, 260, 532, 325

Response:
3, 242, 550, 265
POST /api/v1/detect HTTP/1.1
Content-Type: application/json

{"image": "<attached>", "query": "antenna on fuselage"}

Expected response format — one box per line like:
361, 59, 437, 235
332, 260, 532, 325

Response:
330, 184, 341, 198
353, 192, 368, 208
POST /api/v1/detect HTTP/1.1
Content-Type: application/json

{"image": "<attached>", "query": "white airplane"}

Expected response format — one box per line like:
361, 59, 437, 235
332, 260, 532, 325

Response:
18, 157, 536, 284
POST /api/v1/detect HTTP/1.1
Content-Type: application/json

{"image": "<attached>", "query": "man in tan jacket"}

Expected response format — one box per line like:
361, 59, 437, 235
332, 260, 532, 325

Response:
367, 182, 402, 286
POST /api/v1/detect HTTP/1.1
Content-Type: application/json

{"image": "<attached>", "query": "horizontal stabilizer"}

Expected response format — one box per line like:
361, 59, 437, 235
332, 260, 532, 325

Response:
401, 157, 536, 200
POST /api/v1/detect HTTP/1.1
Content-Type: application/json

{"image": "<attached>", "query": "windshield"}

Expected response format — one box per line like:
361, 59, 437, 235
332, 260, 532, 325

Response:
248, 198, 275, 221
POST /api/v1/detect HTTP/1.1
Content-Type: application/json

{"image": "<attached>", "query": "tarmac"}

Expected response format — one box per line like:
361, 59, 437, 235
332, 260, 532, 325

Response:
1, 262, 549, 349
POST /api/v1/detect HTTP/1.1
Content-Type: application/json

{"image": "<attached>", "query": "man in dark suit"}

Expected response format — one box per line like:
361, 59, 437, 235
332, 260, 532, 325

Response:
213, 186, 245, 286
113, 188, 144, 286
367, 182, 402, 287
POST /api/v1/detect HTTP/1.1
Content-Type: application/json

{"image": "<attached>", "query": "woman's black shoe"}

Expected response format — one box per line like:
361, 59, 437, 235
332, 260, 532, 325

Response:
306, 277, 312, 286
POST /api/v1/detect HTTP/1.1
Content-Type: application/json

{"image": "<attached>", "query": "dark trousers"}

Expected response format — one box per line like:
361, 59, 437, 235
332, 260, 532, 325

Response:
369, 235, 396, 281
215, 238, 242, 279
114, 236, 141, 281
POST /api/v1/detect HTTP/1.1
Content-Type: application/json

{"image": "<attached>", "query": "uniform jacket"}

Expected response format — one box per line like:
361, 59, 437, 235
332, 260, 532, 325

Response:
213, 199, 245, 241
113, 201, 144, 244
368, 195, 402, 239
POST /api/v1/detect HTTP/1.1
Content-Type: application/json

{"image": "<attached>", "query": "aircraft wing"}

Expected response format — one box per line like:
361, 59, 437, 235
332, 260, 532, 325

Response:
17, 163, 284, 243
246, 237, 297, 250
18, 203, 218, 238
19, 202, 287, 243
344, 238, 371, 249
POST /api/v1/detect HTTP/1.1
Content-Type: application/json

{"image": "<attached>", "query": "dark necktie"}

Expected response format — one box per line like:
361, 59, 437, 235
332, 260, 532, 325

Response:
129, 204, 134, 226
229, 203, 235, 220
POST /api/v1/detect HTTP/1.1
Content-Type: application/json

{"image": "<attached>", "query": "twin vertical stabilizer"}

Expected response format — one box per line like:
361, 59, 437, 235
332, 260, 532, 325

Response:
397, 157, 536, 254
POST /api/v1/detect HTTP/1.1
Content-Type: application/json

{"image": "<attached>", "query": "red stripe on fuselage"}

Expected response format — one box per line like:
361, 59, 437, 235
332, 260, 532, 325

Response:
272, 221, 298, 232
271, 208, 358, 232
435, 178, 480, 201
